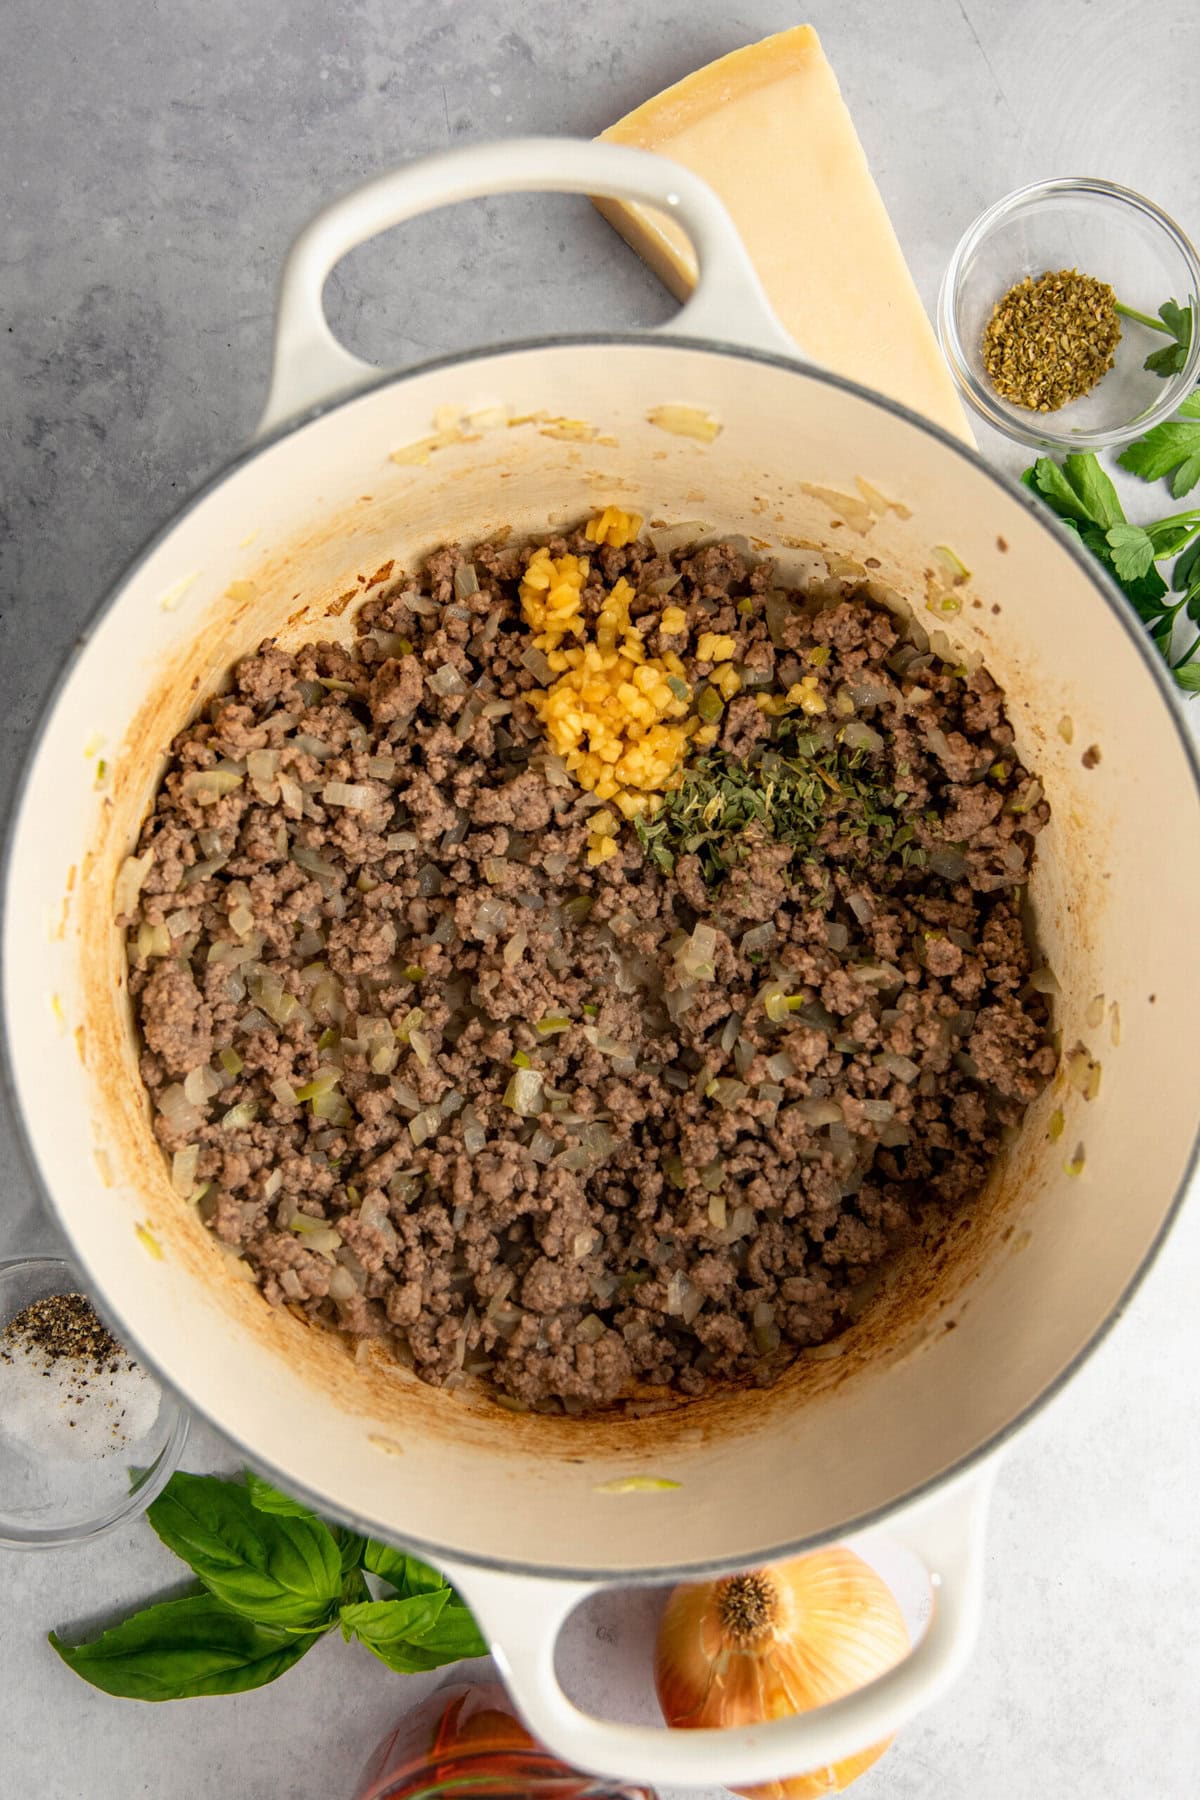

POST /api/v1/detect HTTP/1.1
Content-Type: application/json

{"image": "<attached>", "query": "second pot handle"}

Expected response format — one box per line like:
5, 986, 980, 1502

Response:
258, 136, 800, 435
441, 1462, 995, 1788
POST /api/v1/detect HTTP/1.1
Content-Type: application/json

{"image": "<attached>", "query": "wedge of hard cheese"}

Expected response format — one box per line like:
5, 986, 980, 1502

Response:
596, 25, 970, 440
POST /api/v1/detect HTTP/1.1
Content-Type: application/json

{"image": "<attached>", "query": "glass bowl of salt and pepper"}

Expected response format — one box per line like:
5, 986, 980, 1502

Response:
0, 1256, 187, 1549
938, 176, 1200, 450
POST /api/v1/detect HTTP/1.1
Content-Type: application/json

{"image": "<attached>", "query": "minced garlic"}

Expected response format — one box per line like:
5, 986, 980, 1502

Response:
519, 548, 590, 650
523, 515, 700, 854
586, 506, 644, 548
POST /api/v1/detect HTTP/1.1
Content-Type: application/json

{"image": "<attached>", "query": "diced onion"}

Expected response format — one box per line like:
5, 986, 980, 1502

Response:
182, 768, 243, 801
878, 1050, 921, 1084
183, 855, 229, 885
474, 896, 508, 937
294, 1068, 341, 1102
408, 1108, 440, 1147
221, 1100, 259, 1130
792, 1097, 844, 1127
454, 561, 480, 599
842, 720, 884, 753
740, 922, 777, 955
929, 846, 969, 881
461, 1105, 487, 1156
292, 845, 339, 883
504, 1068, 543, 1117
676, 922, 717, 982
582, 1025, 633, 1060
114, 849, 154, 917
292, 735, 333, 761
429, 662, 468, 697
647, 520, 709, 556
322, 782, 376, 810
183, 1063, 223, 1106
722, 1204, 755, 1244
171, 1144, 200, 1197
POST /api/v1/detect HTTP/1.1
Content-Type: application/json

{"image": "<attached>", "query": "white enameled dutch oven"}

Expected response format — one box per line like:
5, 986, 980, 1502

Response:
6, 140, 1200, 1784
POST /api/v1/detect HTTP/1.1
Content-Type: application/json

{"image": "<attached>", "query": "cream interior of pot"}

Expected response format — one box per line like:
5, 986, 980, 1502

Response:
8, 341, 1200, 1577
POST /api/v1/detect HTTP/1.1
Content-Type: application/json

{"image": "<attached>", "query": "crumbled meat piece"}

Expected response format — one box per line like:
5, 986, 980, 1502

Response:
129, 528, 1052, 1416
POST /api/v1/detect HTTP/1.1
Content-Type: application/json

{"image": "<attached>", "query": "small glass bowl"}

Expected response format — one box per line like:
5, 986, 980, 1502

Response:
938, 177, 1200, 450
0, 1257, 188, 1550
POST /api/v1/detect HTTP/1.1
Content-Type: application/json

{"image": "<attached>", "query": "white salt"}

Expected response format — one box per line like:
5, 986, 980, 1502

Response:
0, 1336, 162, 1462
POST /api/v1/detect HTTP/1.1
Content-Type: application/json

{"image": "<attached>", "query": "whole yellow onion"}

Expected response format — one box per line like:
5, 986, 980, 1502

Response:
654, 1547, 910, 1798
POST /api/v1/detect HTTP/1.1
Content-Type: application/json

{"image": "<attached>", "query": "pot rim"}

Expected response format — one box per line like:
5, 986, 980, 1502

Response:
5, 330, 1199, 1582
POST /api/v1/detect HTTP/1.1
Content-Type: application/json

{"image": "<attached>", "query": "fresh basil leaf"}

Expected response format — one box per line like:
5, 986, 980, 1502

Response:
1118, 414, 1200, 494
49, 1593, 320, 1701
1105, 523, 1158, 581
243, 1471, 317, 1519
147, 1473, 343, 1630
363, 1542, 445, 1597
340, 1591, 482, 1673
341, 1568, 370, 1608
403, 1599, 488, 1665
1061, 453, 1125, 529
333, 1527, 368, 1574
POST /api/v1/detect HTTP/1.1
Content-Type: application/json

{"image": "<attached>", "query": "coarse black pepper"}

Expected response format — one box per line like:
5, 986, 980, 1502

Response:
982, 269, 1121, 411
0, 1292, 125, 1374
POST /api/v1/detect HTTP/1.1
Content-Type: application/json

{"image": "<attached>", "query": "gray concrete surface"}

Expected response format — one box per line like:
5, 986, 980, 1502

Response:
2, 1, 1199, 1795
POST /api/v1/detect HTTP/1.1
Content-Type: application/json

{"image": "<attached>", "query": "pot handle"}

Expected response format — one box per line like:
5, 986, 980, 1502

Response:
257, 136, 800, 435
439, 1463, 995, 1788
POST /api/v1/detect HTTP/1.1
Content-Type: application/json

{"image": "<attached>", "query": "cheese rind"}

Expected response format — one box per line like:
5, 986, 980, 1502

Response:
597, 26, 970, 440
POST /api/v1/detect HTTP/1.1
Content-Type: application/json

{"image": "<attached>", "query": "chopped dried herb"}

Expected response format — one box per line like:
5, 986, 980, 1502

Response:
983, 269, 1121, 412
634, 719, 914, 886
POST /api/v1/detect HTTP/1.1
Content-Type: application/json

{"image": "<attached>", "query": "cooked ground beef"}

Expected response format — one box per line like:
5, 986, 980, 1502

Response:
124, 528, 1054, 1414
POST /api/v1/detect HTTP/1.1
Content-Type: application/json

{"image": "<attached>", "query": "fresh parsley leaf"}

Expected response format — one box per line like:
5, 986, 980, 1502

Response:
1061, 453, 1126, 528
1174, 538, 1200, 592
1105, 523, 1158, 581
1145, 340, 1189, 377
147, 1472, 343, 1631
1144, 300, 1193, 376
1174, 660, 1200, 691
340, 1592, 486, 1674
1023, 453, 1127, 531
1159, 299, 1192, 343
49, 1593, 321, 1701
1023, 457, 1106, 528
1118, 394, 1200, 498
